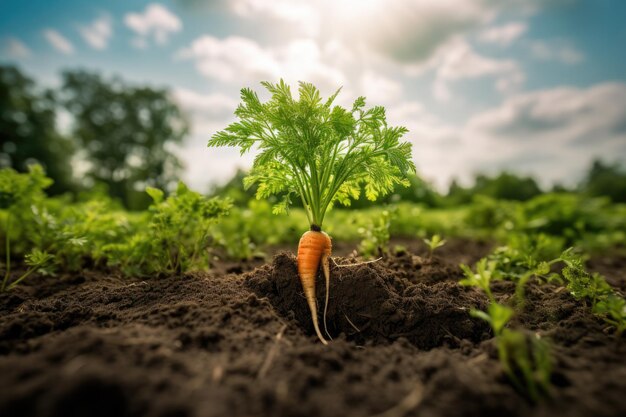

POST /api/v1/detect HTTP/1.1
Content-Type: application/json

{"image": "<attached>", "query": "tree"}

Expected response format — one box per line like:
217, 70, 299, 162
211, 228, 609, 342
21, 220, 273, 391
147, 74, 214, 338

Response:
582, 160, 626, 203
446, 178, 473, 205
446, 172, 542, 205
60, 70, 189, 209
0, 65, 74, 195
473, 172, 542, 201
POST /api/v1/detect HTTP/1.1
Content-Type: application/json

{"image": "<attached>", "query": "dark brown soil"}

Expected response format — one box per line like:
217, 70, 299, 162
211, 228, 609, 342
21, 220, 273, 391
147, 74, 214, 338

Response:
0, 241, 625, 417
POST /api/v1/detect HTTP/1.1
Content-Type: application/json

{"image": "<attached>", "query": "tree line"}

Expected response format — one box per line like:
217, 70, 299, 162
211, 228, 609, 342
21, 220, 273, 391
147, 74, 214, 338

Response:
1, 65, 188, 209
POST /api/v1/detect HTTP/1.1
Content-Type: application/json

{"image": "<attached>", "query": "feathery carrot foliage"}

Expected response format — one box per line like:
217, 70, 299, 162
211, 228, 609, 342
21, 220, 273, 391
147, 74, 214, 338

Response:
208, 80, 415, 228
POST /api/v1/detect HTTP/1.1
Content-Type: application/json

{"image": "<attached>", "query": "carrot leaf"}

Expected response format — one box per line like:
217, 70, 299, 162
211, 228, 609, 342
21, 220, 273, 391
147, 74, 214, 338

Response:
208, 80, 415, 228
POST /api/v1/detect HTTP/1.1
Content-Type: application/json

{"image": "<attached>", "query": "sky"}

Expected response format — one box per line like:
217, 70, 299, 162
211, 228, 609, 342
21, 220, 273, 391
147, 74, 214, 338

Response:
2, 0, 626, 191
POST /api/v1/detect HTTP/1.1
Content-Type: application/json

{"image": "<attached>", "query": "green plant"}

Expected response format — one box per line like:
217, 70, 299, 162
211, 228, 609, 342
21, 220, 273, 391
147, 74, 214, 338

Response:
358, 208, 393, 258
124, 182, 232, 275
462, 258, 552, 402
2, 249, 55, 292
497, 328, 552, 402
1, 165, 54, 288
558, 248, 626, 336
593, 294, 626, 337
423, 234, 446, 257
208, 80, 414, 229
209, 80, 415, 344
470, 302, 513, 335
460, 258, 501, 301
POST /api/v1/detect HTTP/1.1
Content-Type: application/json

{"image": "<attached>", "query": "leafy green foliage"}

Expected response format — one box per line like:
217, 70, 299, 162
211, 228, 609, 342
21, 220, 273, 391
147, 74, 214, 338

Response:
0, 165, 54, 287
488, 233, 564, 278
210, 200, 302, 261
0, 167, 232, 282
593, 294, 626, 336
110, 182, 232, 275
209, 80, 415, 228
558, 248, 626, 335
0, 164, 52, 217
358, 208, 393, 258
559, 248, 611, 301
470, 303, 514, 335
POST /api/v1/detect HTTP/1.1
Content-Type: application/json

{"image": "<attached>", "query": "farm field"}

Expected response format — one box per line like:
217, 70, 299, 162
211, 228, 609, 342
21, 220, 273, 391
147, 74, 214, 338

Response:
1, 238, 625, 417
1, 165, 626, 417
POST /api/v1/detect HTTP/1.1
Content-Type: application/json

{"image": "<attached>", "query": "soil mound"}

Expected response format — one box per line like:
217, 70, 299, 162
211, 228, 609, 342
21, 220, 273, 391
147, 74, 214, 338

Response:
245, 252, 490, 348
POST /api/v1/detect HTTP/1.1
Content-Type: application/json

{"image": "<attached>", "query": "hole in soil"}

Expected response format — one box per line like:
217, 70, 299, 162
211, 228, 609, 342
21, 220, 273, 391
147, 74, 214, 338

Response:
245, 253, 490, 349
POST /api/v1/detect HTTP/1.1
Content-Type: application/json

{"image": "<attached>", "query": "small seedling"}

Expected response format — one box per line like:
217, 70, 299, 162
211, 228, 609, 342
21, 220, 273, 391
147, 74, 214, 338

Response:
423, 234, 446, 257
460, 258, 500, 302
498, 329, 552, 402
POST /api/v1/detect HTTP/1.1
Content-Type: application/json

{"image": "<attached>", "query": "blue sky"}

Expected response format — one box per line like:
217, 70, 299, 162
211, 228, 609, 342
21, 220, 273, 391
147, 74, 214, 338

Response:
2, 0, 625, 191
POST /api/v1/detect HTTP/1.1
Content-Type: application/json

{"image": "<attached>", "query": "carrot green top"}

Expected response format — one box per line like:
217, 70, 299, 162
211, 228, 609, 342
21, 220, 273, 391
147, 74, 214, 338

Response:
208, 80, 415, 229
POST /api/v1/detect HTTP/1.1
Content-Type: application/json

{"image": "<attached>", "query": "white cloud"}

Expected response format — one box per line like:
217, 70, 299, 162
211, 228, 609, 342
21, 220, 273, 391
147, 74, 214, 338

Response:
177, 36, 346, 90
131, 37, 148, 49
78, 15, 113, 50
4, 37, 31, 59
529, 40, 584, 64
125, 3, 182, 47
380, 83, 626, 190
462, 82, 626, 186
355, 0, 493, 63
478, 22, 527, 46
43, 29, 74, 55
175, 136, 256, 191
426, 39, 524, 101
222, 0, 520, 65
172, 88, 238, 115
168, 88, 245, 190
171, 87, 238, 133
230, 0, 320, 37
469, 83, 626, 145
360, 71, 402, 104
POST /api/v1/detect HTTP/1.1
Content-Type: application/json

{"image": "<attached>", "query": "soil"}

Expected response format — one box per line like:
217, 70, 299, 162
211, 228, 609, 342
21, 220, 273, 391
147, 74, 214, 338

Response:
0, 239, 625, 417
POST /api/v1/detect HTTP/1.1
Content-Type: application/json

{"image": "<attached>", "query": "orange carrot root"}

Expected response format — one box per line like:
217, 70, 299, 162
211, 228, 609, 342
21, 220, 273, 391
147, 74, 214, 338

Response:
297, 229, 332, 345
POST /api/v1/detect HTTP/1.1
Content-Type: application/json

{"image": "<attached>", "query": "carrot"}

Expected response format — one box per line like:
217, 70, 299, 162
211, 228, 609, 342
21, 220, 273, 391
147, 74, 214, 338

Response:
297, 226, 332, 345
210, 81, 415, 346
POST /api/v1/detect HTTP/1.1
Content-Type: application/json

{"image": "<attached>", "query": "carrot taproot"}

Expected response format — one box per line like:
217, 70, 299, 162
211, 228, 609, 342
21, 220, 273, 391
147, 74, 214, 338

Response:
297, 227, 332, 345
